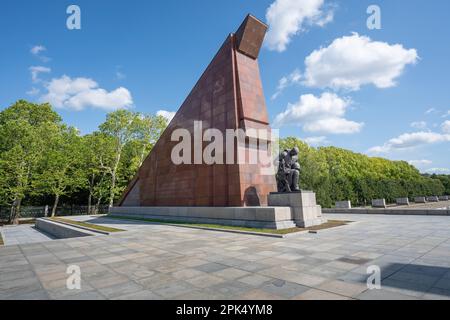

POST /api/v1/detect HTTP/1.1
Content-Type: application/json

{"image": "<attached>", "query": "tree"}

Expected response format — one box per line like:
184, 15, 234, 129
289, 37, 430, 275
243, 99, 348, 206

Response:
99, 110, 141, 207
33, 125, 84, 216
98, 110, 168, 207
0, 100, 61, 223
279, 136, 446, 208
81, 132, 115, 214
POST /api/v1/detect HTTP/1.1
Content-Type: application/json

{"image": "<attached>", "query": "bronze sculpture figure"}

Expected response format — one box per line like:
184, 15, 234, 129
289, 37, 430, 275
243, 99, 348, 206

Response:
276, 147, 300, 193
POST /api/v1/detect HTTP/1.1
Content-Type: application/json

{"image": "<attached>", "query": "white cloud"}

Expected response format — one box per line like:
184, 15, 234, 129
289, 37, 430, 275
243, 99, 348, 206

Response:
157, 110, 176, 123
271, 69, 301, 100
442, 120, 450, 133
425, 107, 437, 115
408, 160, 432, 167
31, 45, 46, 55
425, 168, 450, 174
303, 33, 418, 91
39, 75, 133, 111
116, 71, 126, 80
30, 45, 50, 62
274, 92, 363, 134
26, 87, 40, 96
443, 110, 450, 118
265, 0, 333, 52
304, 136, 328, 146
368, 131, 450, 154
410, 121, 427, 130
29, 66, 51, 83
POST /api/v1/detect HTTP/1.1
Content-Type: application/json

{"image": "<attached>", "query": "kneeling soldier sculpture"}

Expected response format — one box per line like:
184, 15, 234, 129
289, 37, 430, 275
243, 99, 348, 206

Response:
276, 147, 301, 193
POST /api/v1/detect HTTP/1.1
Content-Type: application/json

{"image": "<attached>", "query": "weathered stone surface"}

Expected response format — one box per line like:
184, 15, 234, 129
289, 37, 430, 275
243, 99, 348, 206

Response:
439, 196, 449, 201
109, 206, 296, 230
396, 198, 410, 206
268, 191, 325, 228
4, 214, 450, 300
35, 219, 95, 239
415, 197, 427, 203
427, 196, 439, 202
372, 199, 387, 208
335, 201, 351, 209
119, 15, 276, 208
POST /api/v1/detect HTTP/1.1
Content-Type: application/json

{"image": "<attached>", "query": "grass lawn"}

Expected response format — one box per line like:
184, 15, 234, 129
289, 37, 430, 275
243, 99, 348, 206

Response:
108, 215, 351, 235
49, 217, 124, 233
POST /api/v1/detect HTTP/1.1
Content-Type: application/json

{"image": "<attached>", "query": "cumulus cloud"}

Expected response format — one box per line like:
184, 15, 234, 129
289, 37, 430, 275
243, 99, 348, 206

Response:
265, 0, 333, 52
304, 136, 329, 146
410, 121, 427, 130
31, 45, 46, 55
30, 45, 50, 62
39, 75, 133, 111
442, 120, 450, 133
274, 92, 363, 134
302, 33, 418, 91
425, 168, 450, 174
26, 87, 40, 96
368, 131, 450, 154
408, 160, 432, 167
271, 69, 301, 100
425, 107, 437, 115
157, 110, 176, 123
29, 66, 51, 83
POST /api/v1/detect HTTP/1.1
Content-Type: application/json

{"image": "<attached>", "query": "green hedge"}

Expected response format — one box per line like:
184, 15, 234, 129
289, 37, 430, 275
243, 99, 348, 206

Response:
280, 137, 447, 208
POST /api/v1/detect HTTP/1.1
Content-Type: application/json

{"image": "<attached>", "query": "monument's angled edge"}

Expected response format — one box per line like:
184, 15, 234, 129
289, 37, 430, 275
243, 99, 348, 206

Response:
118, 14, 277, 208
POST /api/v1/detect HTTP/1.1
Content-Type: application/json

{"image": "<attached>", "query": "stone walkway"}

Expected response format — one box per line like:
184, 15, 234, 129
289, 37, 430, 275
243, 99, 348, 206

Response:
1, 214, 450, 300
0, 224, 53, 246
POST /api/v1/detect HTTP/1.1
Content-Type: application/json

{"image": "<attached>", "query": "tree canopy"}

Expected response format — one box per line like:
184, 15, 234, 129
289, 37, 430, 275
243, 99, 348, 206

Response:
280, 137, 446, 207
0, 100, 447, 223
0, 100, 167, 222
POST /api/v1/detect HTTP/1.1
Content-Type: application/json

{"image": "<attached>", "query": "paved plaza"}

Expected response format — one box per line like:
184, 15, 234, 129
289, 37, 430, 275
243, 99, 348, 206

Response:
1, 214, 450, 300
0, 224, 53, 246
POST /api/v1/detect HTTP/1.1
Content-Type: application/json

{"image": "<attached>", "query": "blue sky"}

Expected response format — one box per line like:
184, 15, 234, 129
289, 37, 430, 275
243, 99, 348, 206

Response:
0, 0, 449, 173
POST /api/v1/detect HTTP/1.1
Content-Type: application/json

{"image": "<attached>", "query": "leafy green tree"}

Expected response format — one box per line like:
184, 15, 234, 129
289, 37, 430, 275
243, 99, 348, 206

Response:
99, 110, 141, 207
98, 110, 167, 207
81, 132, 115, 214
33, 125, 84, 216
0, 100, 61, 223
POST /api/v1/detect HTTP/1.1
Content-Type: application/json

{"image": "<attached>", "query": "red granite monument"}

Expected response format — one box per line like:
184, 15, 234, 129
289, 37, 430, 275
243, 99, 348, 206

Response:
118, 15, 277, 208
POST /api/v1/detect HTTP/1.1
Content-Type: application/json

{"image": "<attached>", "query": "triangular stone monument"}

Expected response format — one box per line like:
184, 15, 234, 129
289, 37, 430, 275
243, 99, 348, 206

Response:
119, 15, 277, 208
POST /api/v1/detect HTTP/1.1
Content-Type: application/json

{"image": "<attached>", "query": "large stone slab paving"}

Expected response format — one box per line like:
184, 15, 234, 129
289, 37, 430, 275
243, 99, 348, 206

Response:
0, 224, 53, 246
1, 214, 450, 300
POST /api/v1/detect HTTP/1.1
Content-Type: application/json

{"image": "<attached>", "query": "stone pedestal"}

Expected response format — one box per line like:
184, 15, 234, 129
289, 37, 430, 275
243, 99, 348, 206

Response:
372, 199, 387, 208
335, 201, 351, 209
396, 198, 410, 206
415, 197, 427, 203
268, 191, 326, 228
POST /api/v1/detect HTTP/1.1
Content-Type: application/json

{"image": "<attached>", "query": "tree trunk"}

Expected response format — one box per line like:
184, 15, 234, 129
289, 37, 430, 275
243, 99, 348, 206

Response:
12, 198, 22, 225
109, 149, 122, 207
88, 193, 92, 215
51, 194, 60, 217
95, 197, 102, 215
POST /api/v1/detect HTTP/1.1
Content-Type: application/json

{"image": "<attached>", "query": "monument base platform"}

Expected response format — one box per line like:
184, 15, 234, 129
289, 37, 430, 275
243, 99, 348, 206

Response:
109, 206, 297, 230
268, 191, 326, 228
